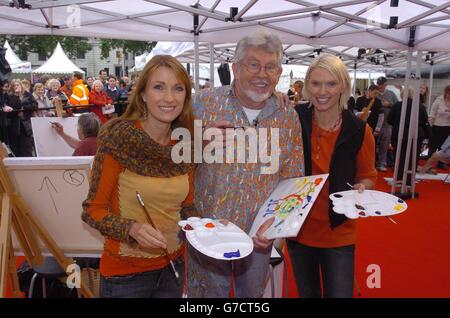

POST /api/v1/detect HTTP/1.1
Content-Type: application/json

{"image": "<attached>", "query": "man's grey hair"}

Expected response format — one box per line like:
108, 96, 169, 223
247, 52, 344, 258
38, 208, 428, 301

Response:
78, 113, 100, 138
234, 30, 283, 65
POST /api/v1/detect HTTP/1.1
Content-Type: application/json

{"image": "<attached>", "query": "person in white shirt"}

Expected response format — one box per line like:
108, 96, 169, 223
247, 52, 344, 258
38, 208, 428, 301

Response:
428, 85, 450, 161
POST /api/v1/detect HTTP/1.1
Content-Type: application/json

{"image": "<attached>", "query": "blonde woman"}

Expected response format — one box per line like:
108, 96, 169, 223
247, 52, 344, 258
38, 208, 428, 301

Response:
287, 54, 377, 298
33, 83, 54, 117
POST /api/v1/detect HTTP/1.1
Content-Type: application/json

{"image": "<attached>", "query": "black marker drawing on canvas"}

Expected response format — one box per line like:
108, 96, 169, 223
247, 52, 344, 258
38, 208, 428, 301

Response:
38, 176, 59, 214
63, 170, 85, 187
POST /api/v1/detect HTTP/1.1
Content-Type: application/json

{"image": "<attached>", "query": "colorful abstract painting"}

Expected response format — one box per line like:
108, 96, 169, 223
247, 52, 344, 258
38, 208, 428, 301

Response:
249, 174, 328, 239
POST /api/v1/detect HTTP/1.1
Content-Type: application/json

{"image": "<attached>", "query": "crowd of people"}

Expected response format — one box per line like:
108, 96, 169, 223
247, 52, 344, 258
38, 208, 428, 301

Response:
0, 70, 138, 156
287, 75, 449, 177
2, 30, 448, 299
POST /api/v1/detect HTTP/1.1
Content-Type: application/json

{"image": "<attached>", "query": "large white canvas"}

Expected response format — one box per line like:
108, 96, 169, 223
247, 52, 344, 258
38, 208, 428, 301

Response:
31, 117, 79, 157
4, 156, 103, 255
249, 174, 328, 240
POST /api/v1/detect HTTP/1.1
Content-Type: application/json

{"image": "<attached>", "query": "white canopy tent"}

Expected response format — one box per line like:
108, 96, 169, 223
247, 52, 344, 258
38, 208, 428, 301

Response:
2, 0, 449, 197
131, 41, 386, 92
132, 41, 195, 71
1, 0, 449, 50
2, 1, 449, 91
3, 40, 31, 73
33, 42, 85, 74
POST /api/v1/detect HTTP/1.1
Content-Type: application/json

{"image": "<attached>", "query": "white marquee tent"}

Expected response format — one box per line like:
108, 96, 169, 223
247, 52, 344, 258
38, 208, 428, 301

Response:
131, 41, 385, 92
2, 1, 449, 87
32, 42, 85, 74
3, 40, 31, 73
1, 0, 449, 51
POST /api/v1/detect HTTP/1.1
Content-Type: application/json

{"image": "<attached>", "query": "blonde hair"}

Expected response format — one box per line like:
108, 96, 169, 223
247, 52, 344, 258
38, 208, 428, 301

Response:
122, 55, 194, 137
420, 84, 428, 102
303, 54, 351, 111
10, 79, 24, 99
407, 86, 414, 99
20, 79, 30, 90
444, 85, 450, 97
33, 83, 44, 92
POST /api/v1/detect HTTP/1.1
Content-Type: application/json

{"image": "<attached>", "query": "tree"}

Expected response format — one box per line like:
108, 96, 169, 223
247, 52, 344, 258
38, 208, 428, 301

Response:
99, 39, 157, 59
0, 35, 92, 59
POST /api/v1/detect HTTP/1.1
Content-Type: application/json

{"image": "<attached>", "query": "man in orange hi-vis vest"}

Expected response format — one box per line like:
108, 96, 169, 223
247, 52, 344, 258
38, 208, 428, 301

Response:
69, 72, 89, 106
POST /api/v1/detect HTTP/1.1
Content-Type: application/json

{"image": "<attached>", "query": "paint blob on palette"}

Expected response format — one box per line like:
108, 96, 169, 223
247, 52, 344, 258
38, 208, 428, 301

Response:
329, 190, 408, 219
179, 217, 254, 260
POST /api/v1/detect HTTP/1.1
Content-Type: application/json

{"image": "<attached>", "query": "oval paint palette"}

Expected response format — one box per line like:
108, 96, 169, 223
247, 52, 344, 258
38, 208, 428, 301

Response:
329, 190, 408, 219
178, 217, 254, 260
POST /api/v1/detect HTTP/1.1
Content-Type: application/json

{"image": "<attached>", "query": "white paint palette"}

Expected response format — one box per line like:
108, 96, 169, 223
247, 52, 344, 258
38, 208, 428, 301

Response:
179, 217, 254, 260
329, 190, 408, 219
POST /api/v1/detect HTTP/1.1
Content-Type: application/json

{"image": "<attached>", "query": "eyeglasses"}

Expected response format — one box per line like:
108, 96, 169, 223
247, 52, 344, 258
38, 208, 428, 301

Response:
240, 61, 280, 75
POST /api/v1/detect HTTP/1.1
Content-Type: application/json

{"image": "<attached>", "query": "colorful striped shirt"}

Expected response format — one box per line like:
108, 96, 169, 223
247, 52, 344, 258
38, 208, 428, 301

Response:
192, 85, 305, 232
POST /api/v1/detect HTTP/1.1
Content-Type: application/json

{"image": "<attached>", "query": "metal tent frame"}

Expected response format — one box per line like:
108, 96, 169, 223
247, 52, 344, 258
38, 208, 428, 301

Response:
1, 0, 450, 197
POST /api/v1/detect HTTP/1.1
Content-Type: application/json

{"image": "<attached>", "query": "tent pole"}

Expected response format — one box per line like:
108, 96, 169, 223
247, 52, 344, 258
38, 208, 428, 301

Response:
192, 5, 200, 93
427, 63, 434, 114
194, 35, 200, 92
209, 43, 214, 88
368, 71, 371, 87
399, 51, 421, 196
391, 48, 413, 194
406, 51, 422, 198
352, 63, 357, 97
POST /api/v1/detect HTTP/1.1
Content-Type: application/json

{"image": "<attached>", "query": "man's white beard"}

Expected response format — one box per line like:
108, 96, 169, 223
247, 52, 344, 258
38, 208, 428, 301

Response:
244, 89, 272, 103
235, 68, 273, 103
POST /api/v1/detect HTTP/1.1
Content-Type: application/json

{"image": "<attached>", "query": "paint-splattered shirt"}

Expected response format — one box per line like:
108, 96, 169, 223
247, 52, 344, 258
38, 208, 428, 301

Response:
193, 85, 305, 233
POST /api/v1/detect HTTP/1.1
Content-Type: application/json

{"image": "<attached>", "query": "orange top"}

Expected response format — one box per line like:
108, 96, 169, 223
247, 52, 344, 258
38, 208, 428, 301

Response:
86, 122, 194, 277
293, 121, 377, 248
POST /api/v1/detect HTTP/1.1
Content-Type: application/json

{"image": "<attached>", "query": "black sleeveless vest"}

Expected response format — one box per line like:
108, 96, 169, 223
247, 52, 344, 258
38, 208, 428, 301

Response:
295, 103, 366, 229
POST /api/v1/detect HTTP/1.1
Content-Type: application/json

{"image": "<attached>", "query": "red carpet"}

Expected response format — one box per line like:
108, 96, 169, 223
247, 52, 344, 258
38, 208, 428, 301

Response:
285, 168, 450, 298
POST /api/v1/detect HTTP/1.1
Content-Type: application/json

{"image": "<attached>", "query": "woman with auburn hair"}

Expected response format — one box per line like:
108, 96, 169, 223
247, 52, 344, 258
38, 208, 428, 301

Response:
288, 54, 377, 298
82, 55, 196, 298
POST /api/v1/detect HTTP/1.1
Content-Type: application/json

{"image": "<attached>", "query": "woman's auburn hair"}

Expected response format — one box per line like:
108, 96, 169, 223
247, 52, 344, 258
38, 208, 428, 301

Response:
121, 55, 194, 136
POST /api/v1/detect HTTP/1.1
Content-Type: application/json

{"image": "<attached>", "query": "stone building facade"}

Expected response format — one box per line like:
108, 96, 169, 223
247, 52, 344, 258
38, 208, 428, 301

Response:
25, 38, 135, 78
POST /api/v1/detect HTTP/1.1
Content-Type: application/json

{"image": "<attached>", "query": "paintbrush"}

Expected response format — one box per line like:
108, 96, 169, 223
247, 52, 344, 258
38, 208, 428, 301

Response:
135, 191, 180, 279
346, 183, 397, 224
